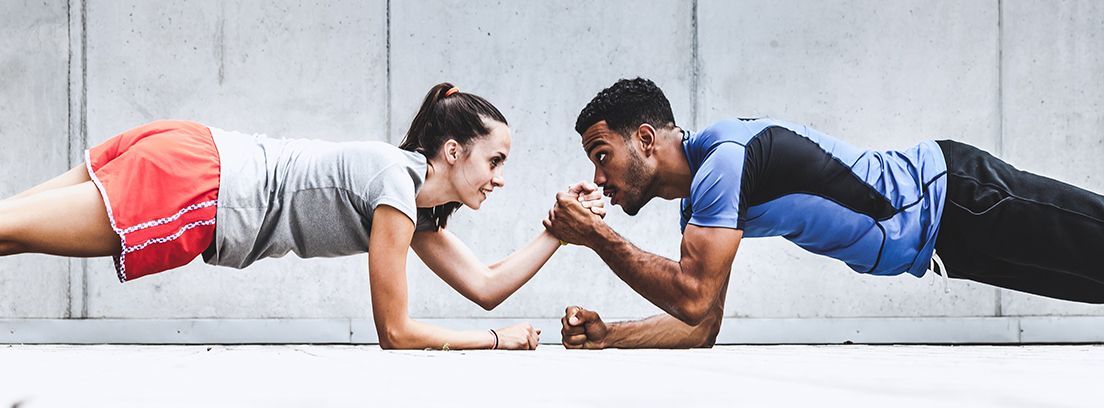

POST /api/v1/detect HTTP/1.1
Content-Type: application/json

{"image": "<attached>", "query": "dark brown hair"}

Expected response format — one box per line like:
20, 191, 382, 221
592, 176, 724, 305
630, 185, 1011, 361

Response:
575, 77, 676, 138
399, 82, 508, 229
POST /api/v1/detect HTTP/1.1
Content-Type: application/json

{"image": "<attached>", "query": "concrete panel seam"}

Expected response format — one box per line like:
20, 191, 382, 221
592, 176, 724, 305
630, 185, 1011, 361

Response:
690, 0, 699, 130
385, 0, 392, 144
1016, 315, 1022, 342
997, 0, 1005, 159
995, 0, 1005, 318
66, 0, 89, 320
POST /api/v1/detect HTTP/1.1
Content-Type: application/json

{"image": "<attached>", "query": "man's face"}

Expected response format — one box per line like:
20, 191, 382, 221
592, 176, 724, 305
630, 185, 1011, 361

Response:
581, 121, 654, 216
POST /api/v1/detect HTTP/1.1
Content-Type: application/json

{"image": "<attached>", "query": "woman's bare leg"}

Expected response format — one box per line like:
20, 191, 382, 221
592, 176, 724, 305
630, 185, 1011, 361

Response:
0, 180, 119, 257
1, 164, 92, 204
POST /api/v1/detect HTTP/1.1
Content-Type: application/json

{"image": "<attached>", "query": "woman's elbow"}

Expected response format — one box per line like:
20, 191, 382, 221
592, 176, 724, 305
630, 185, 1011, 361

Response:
470, 272, 505, 311
377, 331, 401, 350
474, 294, 504, 311
377, 324, 415, 350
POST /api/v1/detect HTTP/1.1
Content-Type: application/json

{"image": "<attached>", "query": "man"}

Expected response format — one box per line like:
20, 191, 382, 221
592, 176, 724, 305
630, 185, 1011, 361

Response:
544, 77, 1104, 349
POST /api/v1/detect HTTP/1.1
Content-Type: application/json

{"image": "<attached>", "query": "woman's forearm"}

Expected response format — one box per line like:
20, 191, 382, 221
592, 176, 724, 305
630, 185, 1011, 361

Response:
478, 229, 561, 307
377, 317, 539, 350
378, 317, 496, 350
413, 227, 562, 310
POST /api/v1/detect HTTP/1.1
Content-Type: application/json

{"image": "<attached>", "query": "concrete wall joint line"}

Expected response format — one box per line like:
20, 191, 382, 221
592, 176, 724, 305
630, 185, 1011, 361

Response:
690, 0, 699, 130
996, 0, 1005, 158
385, 0, 392, 144
65, 0, 89, 320
65, 0, 73, 320
995, 0, 1005, 318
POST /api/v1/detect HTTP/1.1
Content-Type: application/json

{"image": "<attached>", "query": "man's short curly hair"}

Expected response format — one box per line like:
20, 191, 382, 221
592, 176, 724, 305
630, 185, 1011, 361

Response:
575, 78, 677, 137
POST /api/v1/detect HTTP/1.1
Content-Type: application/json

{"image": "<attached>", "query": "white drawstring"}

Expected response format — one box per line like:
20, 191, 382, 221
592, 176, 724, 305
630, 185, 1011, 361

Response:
928, 250, 949, 294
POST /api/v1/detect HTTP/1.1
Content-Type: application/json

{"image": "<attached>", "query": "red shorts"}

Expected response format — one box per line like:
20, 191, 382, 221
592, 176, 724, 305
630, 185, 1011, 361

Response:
86, 120, 220, 282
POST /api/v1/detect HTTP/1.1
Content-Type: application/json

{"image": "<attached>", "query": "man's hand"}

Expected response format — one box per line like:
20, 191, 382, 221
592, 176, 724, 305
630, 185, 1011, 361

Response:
561, 306, 609, 349
544, 183, 607, 247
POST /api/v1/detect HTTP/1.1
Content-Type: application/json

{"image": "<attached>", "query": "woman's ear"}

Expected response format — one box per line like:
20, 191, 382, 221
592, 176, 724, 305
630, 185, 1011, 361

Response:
443, 139, 461, 164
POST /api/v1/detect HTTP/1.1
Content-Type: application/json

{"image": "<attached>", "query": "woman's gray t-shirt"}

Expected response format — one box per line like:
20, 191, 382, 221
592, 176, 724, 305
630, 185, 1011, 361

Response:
204, 127, 430, 269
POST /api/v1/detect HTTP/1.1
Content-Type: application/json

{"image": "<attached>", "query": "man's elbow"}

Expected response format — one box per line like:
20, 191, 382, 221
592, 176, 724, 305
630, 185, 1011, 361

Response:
669, 299, 711, 326
668, 281, 718, 326
683, 307, 724, 348
697, 317, 723, 348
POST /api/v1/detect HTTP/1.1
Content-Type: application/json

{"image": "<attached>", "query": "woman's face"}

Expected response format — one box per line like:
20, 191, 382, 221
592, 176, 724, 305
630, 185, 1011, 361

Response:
452, 122, 511, 210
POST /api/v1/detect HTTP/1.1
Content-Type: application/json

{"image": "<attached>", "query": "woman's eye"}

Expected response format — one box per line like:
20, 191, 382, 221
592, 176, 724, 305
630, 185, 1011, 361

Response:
491, 157, 501, 167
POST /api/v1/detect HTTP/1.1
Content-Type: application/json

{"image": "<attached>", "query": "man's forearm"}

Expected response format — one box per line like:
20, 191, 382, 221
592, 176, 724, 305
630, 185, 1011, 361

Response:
605, 312, 722, 349
583, 222, 702, 321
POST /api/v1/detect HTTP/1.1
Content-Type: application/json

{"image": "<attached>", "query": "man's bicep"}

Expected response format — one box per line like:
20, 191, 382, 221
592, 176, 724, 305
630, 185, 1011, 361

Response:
680, 225, 742, 282
671, 225, 741, 325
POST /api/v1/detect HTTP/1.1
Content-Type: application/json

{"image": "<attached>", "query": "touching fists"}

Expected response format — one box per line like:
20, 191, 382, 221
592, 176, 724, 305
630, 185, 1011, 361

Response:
561, 306, 609, 349
568, 181, 606, 218
544, 190, 606, 247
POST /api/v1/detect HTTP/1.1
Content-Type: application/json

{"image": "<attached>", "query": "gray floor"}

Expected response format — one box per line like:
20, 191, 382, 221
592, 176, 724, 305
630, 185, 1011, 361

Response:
2, 344, 1101, 407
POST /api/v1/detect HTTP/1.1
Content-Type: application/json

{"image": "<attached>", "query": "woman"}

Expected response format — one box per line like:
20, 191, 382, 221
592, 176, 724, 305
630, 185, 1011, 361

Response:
0, 83, 603, 350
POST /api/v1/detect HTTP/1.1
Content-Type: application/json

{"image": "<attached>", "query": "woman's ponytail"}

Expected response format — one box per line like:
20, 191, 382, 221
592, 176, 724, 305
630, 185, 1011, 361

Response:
399, 83, 454, 156
399, 82, 508, 230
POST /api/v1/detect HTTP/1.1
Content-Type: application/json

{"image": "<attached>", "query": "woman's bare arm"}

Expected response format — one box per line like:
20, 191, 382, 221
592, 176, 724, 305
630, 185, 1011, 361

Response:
409, 183, 605, 310
410, 227, 560, 310
368, 204, 539, 350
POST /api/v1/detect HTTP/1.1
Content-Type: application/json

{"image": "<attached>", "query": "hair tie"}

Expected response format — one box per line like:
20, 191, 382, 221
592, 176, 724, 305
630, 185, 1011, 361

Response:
445, 87, 460, 97
488, 329, 499, 350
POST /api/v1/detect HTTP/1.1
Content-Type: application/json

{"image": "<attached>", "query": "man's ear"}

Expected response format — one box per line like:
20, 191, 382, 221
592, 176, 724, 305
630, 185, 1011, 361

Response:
636, 124, 657, 156
443, 139, 461, 164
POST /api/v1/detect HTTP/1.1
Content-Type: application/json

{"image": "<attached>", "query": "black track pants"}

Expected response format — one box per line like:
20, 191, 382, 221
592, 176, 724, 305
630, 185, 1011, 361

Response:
934, 140, 1104, 303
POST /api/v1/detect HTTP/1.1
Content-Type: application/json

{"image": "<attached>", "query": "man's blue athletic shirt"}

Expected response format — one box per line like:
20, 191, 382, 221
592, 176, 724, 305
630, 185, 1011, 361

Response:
679, 118, 947, 277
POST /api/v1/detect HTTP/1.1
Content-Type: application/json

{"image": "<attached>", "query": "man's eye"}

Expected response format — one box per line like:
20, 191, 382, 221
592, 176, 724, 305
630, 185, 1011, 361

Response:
596, 153, 607, 163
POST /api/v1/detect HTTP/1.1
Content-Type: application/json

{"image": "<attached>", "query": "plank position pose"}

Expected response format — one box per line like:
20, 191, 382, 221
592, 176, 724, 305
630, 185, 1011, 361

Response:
545, 77, 1104, 349
0, 83, 604, 350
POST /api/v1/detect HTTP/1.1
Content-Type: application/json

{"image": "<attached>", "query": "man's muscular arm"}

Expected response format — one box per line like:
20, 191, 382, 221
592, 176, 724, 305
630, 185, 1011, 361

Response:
562, 275, 730, 349
545, 191, 742, 325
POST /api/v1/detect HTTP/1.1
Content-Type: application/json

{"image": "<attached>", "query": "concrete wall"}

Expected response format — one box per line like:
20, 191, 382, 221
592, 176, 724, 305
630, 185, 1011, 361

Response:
2, 0, 1103, 342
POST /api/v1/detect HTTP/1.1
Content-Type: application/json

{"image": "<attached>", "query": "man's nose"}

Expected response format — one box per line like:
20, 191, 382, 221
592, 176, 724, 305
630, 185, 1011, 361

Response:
593, 167, 606, 186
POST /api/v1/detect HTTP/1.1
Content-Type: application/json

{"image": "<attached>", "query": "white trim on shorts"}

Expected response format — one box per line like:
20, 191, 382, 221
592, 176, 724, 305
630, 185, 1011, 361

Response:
85, 150, 218, 282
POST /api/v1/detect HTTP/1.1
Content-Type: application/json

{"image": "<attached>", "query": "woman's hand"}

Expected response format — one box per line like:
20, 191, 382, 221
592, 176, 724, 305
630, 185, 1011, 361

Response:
568, 181, 606, 218
494, 322, 541, 350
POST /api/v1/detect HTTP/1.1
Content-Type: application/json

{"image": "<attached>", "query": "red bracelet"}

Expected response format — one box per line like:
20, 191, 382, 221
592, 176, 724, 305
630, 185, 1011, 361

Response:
488, 329, 499, 350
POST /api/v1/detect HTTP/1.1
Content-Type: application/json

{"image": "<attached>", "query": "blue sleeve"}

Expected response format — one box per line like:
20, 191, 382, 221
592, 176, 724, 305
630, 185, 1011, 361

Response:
686, 141, 746, 231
